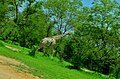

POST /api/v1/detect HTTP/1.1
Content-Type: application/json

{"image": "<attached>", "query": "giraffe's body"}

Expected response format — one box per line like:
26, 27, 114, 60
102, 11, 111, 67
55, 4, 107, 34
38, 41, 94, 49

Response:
40, 33, 70, 57
42, 37, 56, 46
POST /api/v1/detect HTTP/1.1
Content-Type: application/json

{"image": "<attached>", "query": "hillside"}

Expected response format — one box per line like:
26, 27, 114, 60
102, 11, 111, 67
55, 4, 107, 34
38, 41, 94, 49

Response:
0, 55, 40, 79
0, 40, 109, 79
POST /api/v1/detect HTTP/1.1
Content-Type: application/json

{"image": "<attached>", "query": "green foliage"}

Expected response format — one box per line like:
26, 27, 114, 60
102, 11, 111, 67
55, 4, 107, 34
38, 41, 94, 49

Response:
63, 37, 74, 62
0, 40, 108, 79
0, 0, 47, 48
0, 40, 4, 47
55, 38, 66, 62
29, 45, 39, 56
69, 0, 120, 77
0, 0, 120, 78
43, 0, 83, 34
18, 12, 47, 47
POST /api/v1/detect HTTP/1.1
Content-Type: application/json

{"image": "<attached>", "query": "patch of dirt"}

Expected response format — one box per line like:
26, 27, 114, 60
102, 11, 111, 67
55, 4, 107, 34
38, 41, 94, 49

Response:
0, 55, 42, 79
5, 45, 19, 51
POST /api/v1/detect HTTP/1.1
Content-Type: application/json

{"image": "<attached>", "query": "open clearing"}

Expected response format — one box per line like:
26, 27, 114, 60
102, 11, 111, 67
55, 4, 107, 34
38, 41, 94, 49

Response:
0, 55, 41, 79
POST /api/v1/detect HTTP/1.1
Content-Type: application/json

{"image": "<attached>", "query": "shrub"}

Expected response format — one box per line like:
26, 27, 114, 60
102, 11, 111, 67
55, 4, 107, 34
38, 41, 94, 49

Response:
0, 40, 4, 47
29, 45, 39, 56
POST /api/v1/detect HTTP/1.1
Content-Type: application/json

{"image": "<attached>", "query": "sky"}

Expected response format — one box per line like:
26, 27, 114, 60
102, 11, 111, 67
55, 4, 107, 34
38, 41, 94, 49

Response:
82, 0, 94, 7
82, 0, 120, 7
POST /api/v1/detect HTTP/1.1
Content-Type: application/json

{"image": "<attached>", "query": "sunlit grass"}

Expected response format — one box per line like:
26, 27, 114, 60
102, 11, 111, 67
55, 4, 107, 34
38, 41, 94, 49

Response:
0, 40, 109, 79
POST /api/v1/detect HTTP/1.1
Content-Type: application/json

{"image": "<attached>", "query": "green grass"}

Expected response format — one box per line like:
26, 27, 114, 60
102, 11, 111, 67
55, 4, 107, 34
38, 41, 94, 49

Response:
0, 40, 109, 79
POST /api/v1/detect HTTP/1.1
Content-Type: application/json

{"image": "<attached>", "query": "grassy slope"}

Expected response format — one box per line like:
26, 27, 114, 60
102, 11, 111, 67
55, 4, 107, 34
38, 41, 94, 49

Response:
0, 40, 108, 79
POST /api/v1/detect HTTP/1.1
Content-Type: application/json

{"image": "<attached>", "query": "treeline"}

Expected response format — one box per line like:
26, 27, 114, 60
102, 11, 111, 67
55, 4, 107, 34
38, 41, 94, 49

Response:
0, 0, 120, 78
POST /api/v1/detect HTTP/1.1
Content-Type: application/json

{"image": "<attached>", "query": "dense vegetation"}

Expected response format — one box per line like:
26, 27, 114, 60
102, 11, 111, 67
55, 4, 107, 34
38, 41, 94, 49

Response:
0, 0, 120, 78
0, 40, 110, 79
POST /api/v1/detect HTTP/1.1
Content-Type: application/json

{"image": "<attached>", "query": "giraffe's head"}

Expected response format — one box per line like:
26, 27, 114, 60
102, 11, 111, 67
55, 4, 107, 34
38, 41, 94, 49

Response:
64, 32, 72, 36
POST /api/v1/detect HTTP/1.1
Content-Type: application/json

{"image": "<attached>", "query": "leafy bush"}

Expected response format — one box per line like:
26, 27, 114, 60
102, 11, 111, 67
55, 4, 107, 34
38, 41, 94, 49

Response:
0, 40, 4, 47
0, 37, 3, 40
29, 45, 39, 56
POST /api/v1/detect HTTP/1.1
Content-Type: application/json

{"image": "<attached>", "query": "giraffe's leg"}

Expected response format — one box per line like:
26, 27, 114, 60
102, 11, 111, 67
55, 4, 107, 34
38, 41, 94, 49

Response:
49, 46, 56, 60
43, 47, 48, 56
44, 46, 51, 57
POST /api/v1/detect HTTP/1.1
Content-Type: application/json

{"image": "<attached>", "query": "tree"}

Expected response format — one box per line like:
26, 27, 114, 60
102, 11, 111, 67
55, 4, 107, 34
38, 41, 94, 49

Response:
70, 0, 120, 75
17, 0, 47, 47
0, 0, 47, 48
41, 0, 83, 62
89, 0, 120, 74
0, 0, 16, 40
43, 0, 83, 35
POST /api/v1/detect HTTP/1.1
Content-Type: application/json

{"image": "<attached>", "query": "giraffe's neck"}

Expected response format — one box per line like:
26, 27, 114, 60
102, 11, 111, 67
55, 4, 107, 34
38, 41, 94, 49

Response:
52, 34, 66, 40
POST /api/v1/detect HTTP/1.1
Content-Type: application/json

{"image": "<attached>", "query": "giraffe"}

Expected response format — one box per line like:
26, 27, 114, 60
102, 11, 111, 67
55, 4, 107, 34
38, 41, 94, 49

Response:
40, 33, 70, 57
